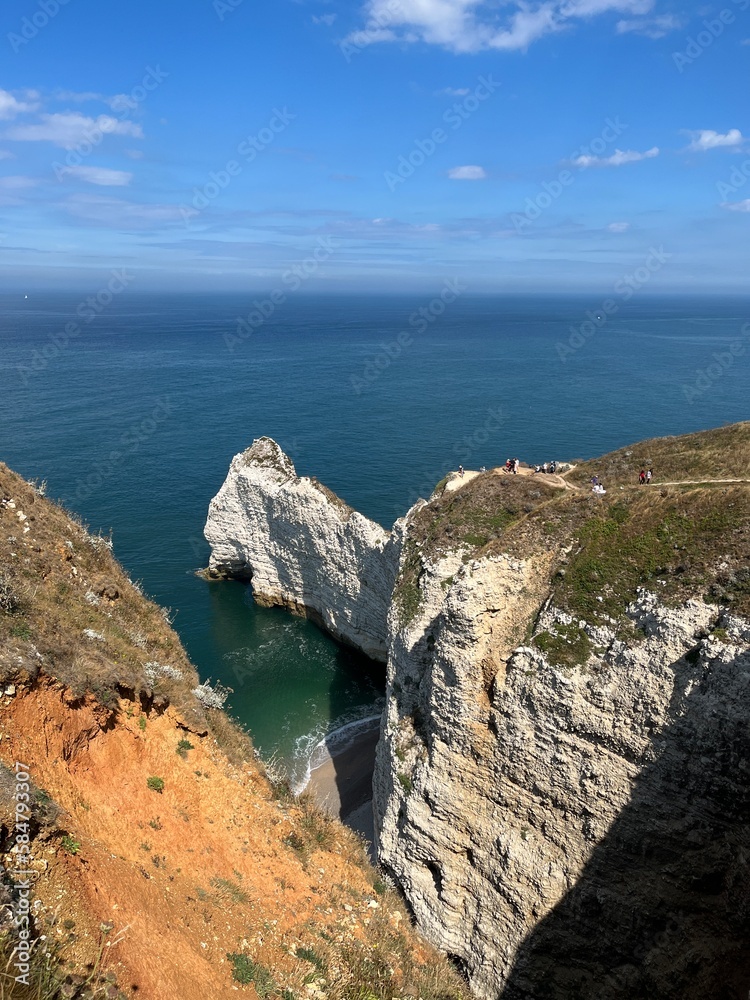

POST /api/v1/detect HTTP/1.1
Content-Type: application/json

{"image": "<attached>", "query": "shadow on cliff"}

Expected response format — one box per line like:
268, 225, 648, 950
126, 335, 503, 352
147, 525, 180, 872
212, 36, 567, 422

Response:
499, 645, 750, 1000
324, 644, 384, 841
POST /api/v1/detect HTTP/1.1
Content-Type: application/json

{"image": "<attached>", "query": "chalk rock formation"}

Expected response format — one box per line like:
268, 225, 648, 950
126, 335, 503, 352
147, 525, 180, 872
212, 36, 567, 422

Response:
374, 549, 750, 999
204, 437, 399, 661
207, 432, 750, 999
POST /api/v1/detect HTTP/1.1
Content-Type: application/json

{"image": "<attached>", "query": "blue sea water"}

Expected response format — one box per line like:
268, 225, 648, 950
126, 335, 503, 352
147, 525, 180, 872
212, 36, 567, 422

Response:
1, 292, 748, 784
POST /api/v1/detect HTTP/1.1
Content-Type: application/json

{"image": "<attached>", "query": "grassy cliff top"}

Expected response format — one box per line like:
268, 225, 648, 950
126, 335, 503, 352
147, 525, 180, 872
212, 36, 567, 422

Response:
398, 423, 750, 629
566, 421, 750, 487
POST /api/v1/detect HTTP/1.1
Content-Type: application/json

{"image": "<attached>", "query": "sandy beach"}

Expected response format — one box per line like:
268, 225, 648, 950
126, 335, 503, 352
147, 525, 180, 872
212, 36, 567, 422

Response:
306, 722, 380, 846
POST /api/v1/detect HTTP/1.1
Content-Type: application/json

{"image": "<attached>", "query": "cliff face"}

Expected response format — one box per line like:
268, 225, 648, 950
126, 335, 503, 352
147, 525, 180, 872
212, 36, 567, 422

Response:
0, 460, 468, 1000
205, 426, 750, 1000
375, 569, 750, 999
205, 437, 399, 661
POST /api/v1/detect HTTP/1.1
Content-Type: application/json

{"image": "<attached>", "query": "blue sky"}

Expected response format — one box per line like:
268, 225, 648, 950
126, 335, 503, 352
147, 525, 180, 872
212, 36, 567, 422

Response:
0, 0, 748, 292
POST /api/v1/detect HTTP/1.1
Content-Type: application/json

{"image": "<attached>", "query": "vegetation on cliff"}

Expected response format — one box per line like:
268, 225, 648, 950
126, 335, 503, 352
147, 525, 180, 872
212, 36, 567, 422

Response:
393, 422, 750, 640
0, 462, 467, 1000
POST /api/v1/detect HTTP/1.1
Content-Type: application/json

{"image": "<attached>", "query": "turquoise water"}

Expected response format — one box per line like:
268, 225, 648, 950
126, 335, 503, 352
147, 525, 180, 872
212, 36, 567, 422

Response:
1, 292, 748, 783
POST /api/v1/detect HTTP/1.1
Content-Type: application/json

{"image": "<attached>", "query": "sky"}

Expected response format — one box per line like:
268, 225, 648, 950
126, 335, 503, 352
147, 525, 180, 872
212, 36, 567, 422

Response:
0, 0, 748, 293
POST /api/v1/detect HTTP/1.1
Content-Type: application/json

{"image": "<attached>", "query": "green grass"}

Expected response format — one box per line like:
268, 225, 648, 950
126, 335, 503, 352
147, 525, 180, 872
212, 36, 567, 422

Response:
146, 776, 164, 793
176, 738, 194, 758
549, 488, 750, 623
397, 772, 413, 794
297, 946, 327, 974
227, 953, 276, 995
60, 834, 81, 855
533, 624, 593, 670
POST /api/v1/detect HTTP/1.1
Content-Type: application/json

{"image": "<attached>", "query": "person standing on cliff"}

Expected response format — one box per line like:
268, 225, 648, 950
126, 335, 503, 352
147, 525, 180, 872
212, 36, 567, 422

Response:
639, 469, 646, 484
646, 468, 653, 484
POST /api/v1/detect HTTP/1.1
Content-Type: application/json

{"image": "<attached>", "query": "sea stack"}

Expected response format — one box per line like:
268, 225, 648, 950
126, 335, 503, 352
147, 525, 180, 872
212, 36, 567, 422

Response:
204, 437, 400, 662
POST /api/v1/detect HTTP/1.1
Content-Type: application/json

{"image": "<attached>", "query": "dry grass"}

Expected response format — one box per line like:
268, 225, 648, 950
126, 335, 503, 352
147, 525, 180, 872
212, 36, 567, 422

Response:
0, 462, 205, 729
566, 421, 750, 487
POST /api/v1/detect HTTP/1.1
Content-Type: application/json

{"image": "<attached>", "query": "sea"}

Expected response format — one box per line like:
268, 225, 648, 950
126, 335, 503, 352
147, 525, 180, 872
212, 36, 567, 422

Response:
1, 292, 748, 787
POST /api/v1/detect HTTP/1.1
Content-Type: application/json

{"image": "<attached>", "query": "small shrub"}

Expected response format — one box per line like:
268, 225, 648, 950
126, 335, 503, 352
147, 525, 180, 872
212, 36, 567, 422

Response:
61, 834, 81, 855
227, 953, 276, 995
138, 716, 147, 731
149, 817, 162, 830
147, 776, 164, 794
210, 876, 248, 904
533, 624, 593, 670
397, 772, 413, 794
297, 946, 326, 973
0, 574, 21, 614
177, 738, 194, 758
10, 622, 32, 640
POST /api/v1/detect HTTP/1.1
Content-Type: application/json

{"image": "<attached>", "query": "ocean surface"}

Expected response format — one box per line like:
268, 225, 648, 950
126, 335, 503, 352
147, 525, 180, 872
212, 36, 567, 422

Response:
1, 292, 748, 786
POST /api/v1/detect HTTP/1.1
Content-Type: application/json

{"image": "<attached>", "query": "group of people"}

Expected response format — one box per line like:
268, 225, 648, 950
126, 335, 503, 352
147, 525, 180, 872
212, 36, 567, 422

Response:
534, 461, 558, 475
504, 458, 521, 474
590, 474, 606, 495
639, 468, 653, 485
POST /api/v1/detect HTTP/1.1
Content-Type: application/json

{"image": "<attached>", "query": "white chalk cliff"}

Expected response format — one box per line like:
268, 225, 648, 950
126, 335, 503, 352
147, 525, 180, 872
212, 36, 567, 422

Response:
205, 436, 750, 999
204, 437, 399, 661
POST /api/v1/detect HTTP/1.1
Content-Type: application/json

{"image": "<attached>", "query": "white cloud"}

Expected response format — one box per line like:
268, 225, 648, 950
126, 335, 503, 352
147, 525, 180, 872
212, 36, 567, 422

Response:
62, 193, 185, 229
0, 175, 37, 190
572, 146, 659, 167
721, 199, 750, 212
606, 221, 630, 232
448, 165, 487, 179
616, 13, 681, 37
52, 90, 105, 103
0, 149, 14, 160
684, 129, 743, 152
313, 13, 337, 25
344, 0, 658, 54
63, 165, 133, 186
0, 89, 39, 120
5, 113, 143, 147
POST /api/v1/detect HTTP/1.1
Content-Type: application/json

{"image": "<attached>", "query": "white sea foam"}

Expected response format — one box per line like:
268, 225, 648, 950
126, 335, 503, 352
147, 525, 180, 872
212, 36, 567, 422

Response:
291, 707, 383, 795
